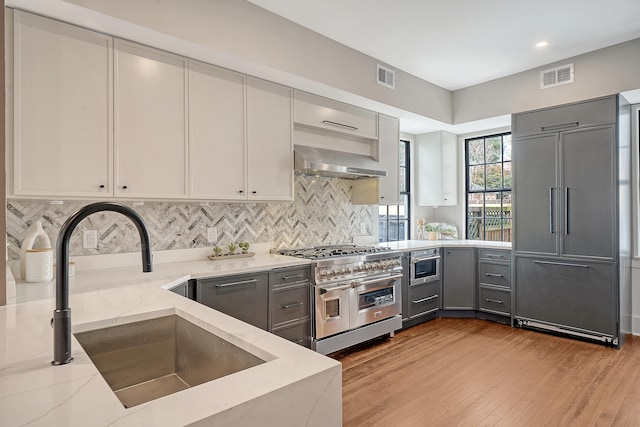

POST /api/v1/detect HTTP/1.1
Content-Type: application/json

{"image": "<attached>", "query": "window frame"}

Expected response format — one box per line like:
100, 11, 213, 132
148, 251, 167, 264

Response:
465, 132, 512, 242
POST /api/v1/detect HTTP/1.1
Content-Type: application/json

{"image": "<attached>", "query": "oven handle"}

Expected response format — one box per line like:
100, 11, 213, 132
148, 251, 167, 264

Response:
318, 283, 352, 292
355, 273, 403, 287
411, 255, 440, 264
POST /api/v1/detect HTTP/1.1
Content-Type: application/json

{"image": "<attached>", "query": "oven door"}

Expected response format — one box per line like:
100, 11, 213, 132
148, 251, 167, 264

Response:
411, 251, 440, 286
314, 283, 351, 339
349, 273, 402, 329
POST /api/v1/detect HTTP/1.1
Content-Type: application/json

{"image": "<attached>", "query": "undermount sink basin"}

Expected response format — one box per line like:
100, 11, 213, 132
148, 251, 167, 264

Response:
74, 314, 265, 408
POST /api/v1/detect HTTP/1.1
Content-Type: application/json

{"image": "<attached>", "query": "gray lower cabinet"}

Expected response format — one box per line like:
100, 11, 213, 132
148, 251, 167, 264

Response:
270, 266, 311, 348
442, 248, 474, 310
408, 281, 440, 319
515, 257, 615, 337
477, 249, 511, 319
196, 272, 269, 330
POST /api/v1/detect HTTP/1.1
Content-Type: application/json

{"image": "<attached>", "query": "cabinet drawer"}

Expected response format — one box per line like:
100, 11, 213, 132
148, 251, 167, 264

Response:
271, 285, 310, 326
272, 320, 310, 348
272, 266, 310, 287
197, 273, 269, 330
408, 281, 439, 318
512, 96, 617, 137
294, 91, 378, 139
479, 287, 511, 316
477, 249, 511, 263
478, 262, 511, 288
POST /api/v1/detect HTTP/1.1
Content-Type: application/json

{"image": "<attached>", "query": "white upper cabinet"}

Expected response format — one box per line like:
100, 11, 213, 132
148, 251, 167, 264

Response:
416, 131, 458, 207
294, 91, 378, 140
114, 40, 188, 199
189, 61, 246, 200
246, 77, 294, 201
11, 11, 113, 198
378, 114, 400, 204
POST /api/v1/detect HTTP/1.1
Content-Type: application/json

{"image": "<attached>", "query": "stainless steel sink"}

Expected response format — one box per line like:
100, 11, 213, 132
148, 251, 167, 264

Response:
74, 314, 265, 408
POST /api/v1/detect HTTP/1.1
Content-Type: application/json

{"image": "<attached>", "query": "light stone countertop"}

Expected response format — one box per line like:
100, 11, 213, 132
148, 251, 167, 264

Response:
378, 239, 512, 252
0, 254, 341, 427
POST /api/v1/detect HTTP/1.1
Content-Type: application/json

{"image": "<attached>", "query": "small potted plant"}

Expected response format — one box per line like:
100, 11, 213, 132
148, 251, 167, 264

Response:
227, 243, 238, 255
212, 245, 223, 257
425, 224, 440, 240
239, 242, 250, 254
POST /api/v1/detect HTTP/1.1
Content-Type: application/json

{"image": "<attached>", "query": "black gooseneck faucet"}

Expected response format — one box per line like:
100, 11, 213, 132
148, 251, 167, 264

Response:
52, 202, 153, 365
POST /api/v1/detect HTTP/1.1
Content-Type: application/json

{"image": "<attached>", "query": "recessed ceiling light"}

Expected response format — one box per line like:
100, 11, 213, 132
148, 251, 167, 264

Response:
536, 41, 549, 48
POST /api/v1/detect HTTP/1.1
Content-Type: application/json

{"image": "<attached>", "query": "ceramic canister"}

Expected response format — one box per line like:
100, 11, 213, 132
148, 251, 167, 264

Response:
25, 248, 54, 282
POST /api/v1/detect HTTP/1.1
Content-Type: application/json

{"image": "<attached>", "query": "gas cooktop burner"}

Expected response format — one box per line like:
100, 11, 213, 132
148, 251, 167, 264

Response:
277, 244, 392, 259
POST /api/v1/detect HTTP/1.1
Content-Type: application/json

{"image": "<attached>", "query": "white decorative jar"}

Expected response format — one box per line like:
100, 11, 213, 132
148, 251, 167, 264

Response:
24, 248, 54, 282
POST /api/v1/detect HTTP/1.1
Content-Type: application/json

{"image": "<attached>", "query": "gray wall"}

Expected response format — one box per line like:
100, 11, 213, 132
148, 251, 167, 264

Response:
453, 39, 640, 124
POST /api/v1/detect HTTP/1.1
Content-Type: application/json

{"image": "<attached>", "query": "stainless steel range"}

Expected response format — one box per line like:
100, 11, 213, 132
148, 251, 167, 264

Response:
278, 245, 403, 355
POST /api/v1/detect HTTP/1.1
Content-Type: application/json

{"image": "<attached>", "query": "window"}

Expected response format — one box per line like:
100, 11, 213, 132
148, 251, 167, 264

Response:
466, 133, 512, 242
379, 140, 410, 242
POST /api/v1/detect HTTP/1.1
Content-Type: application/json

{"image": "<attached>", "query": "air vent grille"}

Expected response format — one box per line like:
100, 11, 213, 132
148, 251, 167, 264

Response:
377, 64, 395, 89
540, 63, 574, 89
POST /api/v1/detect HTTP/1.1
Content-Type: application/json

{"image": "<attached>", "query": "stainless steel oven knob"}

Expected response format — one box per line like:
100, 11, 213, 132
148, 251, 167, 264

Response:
319, 271, 327, 279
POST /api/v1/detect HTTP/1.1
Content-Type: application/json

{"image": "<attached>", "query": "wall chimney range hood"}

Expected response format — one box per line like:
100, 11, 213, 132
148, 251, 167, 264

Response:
294, 145, 387, 179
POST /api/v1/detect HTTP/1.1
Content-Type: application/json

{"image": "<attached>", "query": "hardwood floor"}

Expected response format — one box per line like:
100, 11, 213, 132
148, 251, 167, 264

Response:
331, 318, 640, 426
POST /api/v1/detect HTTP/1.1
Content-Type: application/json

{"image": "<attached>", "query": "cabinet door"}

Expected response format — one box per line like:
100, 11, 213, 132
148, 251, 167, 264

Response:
442, 248, 474, 309
197, 273, 269, 330
416, 131, 457, 206
13, 12, 113, 198
514, 256, 615, 336
561, 126, 616, 259
189, 61, 246, 200
512, 134, 558, 255
440, 132, 458, 205
246, 77, 293, 201
293, 90, 378, 140
378, 114, 400, 204
115, 40, 188, 199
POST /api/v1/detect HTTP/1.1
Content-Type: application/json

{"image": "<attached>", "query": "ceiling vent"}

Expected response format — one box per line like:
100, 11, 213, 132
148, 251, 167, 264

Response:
540, 63, 574, 89
377, 64, 395, 89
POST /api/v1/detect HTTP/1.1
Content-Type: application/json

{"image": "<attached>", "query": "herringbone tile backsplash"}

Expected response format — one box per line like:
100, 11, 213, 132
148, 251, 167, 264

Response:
6, 176, 375, 260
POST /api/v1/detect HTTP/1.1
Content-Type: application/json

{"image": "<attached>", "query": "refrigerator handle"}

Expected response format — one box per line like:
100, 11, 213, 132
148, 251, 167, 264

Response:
565, 187, 570, 234
549, 187, 554, 234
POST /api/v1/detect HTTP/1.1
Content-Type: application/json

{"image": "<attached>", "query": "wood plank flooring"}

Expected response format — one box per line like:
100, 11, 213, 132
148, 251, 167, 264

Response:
331, 318, 640, 426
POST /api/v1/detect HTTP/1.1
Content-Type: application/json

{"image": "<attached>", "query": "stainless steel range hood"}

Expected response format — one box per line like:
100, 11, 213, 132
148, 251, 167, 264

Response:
294, 145, 387, 179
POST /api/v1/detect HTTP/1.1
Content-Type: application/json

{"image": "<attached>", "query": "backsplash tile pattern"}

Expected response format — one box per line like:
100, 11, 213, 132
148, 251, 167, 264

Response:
6, 176, 374, 260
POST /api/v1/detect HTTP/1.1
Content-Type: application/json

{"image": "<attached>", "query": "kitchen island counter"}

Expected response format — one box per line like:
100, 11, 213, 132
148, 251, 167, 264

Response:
0, 254, 341, 427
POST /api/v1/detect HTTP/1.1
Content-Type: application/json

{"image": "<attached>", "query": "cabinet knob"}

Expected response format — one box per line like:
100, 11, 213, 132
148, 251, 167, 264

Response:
238, 190, 243, 194
252, 191, 257, 194
99, 184, 105, 189
122, 185, 128, 190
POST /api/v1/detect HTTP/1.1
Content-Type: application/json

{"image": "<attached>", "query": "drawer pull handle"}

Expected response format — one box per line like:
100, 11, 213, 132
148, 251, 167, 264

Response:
541, 121, 579, 132
321, 120, 358, 131
215, 279, 258, 288
533, 260, 589, 268
282, 274, 304, 280
484, 254, 504, 258
412, 295, 438, 304
485, 273, 504, 278
282, 301, 304, 309
485, 298, 504, 304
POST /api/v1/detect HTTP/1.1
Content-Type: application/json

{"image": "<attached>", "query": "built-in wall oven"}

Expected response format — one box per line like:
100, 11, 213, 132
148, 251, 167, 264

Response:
410, 248, 440, 285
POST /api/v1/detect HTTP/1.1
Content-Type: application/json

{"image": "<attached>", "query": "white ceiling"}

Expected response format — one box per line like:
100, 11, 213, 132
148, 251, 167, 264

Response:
247, 0, 640, 91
